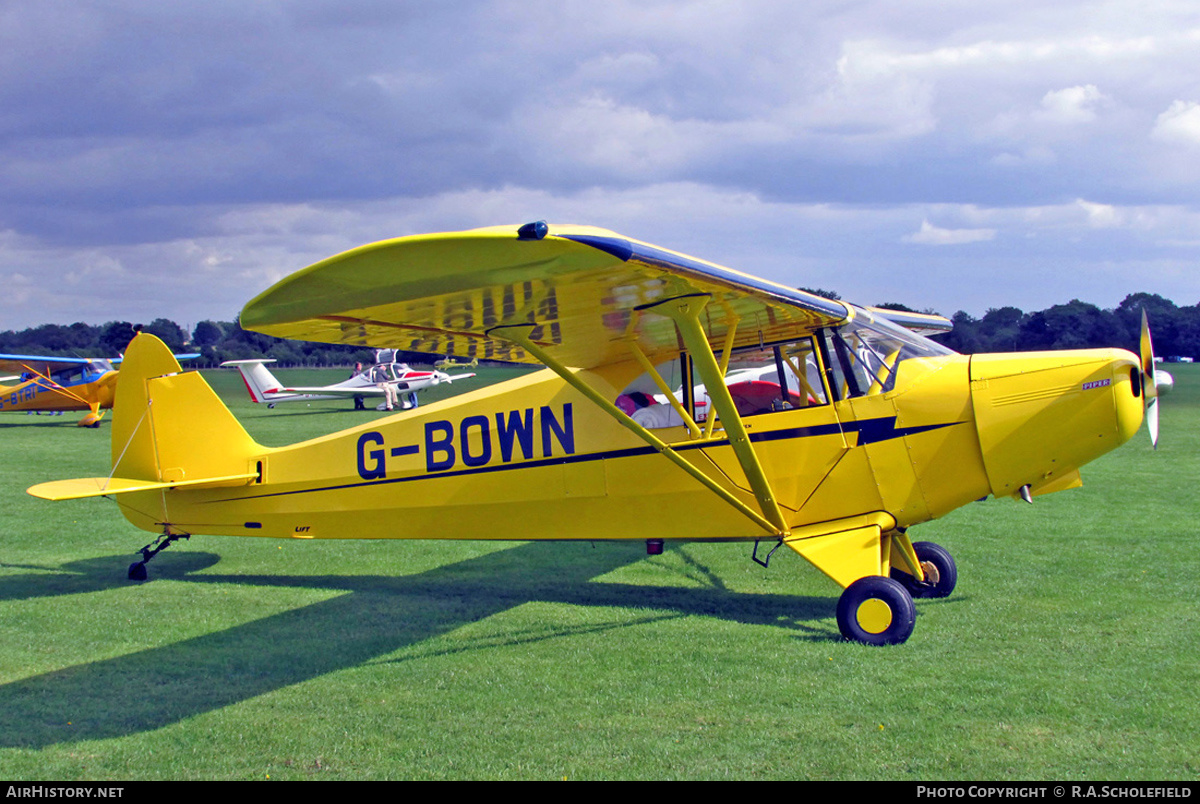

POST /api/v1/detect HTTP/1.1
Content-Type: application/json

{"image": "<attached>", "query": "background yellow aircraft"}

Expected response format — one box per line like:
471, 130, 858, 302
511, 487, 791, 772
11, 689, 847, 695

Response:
28, 223, 1163, 644
1, 350, 199, 427
434, 356, 479, 371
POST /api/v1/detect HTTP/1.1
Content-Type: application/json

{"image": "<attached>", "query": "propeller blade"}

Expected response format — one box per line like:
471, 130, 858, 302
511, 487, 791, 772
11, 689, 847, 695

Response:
1140, 311, 1159, 448
1140, 311, 1157, 401
1148, 397, 1159, 448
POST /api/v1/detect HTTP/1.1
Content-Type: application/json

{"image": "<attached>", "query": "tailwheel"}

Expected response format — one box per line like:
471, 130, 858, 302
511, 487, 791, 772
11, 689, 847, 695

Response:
891, 541, 957, 599
836, 576, 916, 645
126, 529, 190, 581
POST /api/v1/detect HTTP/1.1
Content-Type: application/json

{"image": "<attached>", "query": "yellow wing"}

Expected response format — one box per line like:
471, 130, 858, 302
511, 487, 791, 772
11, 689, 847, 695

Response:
239, 223, 852, 368
864, 307, 953, 337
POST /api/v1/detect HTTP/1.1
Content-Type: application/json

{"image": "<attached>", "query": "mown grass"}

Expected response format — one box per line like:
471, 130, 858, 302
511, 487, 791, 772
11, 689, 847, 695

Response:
0, 364, 1196, 780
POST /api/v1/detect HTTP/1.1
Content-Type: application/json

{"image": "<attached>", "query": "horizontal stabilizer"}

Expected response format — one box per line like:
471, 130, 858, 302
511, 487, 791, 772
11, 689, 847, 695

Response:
28, 472, 259, 501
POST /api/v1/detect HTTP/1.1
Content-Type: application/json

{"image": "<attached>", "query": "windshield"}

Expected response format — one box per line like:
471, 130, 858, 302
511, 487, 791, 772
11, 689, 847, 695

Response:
821, 307, 953, 398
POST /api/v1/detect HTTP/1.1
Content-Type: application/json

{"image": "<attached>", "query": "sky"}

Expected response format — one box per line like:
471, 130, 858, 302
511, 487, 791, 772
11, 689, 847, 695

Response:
2, 0, 1199, 332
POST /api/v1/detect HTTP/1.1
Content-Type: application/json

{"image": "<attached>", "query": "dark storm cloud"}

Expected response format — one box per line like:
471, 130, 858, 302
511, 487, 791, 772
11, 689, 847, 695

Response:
1, 1, 1199, 328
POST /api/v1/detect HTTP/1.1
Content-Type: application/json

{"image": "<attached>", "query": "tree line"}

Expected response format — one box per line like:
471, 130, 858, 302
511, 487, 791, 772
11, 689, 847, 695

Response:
2, 291, 1196, 367
930, 292, 1195, 358
809, 290, 1195, 359
0, 318, 383, 368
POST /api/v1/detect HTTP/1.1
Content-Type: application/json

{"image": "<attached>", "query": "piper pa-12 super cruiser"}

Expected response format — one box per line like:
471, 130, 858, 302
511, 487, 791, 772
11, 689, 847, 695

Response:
29, 223, 1165, 644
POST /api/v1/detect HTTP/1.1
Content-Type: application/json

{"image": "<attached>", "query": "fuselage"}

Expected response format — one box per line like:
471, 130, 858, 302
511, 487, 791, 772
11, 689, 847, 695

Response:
114, 326, 1145, 549
260, 363, 452, 404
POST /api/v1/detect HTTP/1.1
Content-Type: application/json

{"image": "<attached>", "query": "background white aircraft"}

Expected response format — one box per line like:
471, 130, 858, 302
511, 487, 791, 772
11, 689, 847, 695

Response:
221, 351, 474, 410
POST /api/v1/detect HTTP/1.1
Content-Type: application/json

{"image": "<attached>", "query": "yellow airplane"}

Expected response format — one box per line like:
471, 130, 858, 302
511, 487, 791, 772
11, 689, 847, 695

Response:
1, 350, 200, 427
434, 355, 479, 371
27, 223, 1163, 644
0, 354, 118, 427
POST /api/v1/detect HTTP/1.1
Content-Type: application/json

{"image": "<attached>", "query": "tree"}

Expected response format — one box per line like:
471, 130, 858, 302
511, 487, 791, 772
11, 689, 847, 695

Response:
143, 318, 187, 352
936, 311, 982, 353
193, 320, 225, 347
980, 307, 1025, 352
99, 321, 138, 355
1026, 300, 1117, 350
1116, 293, 1178, 355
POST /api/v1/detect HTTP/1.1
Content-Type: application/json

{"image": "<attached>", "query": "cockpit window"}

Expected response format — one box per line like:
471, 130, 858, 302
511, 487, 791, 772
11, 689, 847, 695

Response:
50, 365, 85, 384
819, 307, 953, 399
614, 310, 950, 426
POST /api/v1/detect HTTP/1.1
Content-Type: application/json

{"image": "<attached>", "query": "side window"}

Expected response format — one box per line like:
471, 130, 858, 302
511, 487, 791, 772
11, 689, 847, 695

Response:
615, 337, 833, 428
51, 366, 84, 386
616, 355, 694, 429
722, 338, 829, 417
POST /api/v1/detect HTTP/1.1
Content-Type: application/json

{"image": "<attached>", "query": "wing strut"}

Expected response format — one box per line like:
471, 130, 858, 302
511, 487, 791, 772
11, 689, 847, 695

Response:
489, 323, 785, 537
490, 292, 792, 538
15, 361, 94, 407
637, 294, 790, 537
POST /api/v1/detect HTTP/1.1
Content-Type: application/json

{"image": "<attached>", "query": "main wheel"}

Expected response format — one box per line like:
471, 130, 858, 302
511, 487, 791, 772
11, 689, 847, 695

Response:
836, 576, 915, 645
891, 541, 957, 599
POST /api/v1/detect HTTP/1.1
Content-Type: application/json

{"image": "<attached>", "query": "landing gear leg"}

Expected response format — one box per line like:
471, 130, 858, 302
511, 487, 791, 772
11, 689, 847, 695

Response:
128, 529, 191, 581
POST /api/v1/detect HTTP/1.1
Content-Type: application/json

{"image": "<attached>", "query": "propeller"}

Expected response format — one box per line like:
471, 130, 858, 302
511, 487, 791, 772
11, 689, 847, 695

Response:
1140, 311, 1159, 448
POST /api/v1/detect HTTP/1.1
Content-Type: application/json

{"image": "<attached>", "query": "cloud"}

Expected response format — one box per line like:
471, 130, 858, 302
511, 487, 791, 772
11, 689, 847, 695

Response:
2, 2, 1200, 330
903, 220, 997, 245
1151, 100, 1200, 145
1075, 199, 1123, 228
1038, 85, 1108, 124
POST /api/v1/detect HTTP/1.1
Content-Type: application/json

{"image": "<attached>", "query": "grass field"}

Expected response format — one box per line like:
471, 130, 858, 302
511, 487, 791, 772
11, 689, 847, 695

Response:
1, 364, 1197, 780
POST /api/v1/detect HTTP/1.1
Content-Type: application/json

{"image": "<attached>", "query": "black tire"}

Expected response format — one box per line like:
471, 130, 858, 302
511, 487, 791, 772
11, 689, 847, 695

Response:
891, 541, 957, 599
836, 576, 915, 645
127, 562, 148, 582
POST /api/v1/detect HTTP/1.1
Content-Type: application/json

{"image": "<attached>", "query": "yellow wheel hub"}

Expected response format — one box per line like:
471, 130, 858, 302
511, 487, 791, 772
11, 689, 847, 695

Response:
856, 598, 894, 634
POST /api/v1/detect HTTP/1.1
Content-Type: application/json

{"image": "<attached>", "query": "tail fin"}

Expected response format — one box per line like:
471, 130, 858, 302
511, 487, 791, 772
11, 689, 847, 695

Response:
28, 333, 261, 501
115, 334, 261, 483
219, 358, 283, 403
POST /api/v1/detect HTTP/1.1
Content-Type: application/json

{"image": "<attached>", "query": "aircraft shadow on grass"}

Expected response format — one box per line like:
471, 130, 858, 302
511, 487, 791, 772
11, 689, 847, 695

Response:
0, 542, 837, 748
